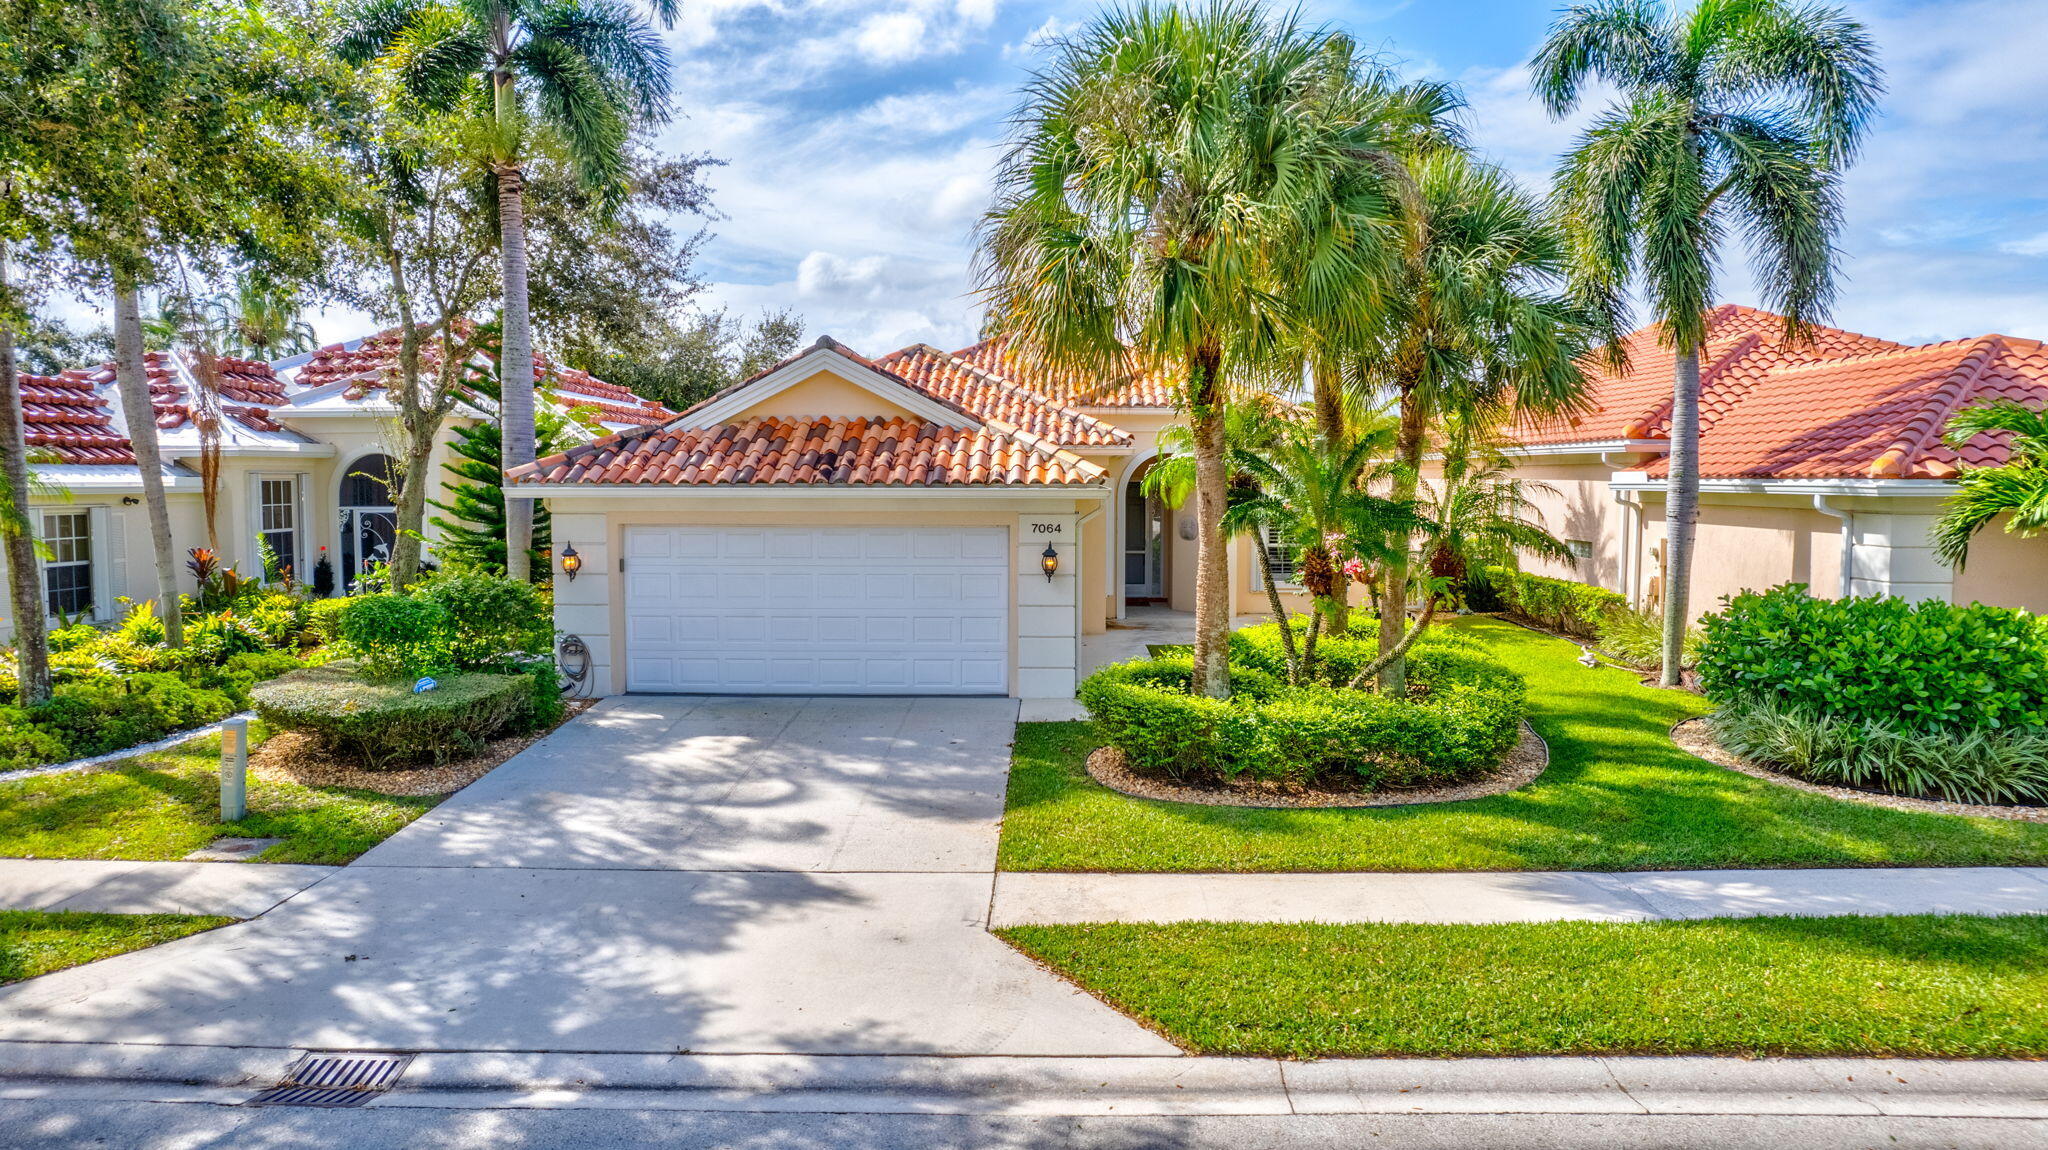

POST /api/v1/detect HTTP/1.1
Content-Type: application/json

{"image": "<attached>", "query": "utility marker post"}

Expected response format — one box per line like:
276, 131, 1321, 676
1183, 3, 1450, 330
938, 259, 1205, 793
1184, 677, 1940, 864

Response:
220, 717, 249, 822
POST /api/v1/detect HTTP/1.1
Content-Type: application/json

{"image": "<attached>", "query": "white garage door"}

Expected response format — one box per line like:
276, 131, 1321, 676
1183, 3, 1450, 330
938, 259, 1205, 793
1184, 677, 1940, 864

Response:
622, 526, 1010, 694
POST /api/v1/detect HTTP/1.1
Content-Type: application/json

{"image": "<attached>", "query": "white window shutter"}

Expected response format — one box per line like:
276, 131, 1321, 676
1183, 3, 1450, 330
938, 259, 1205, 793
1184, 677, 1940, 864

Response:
87, 505, 113, 622
106, 507, 129, 609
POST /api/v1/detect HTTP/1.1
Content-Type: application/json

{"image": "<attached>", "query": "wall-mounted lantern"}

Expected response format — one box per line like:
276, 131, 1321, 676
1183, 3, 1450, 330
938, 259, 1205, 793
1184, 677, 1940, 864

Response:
1040, 543, 1059, 582
121, 496, 141, 506
560, 542, 581, 581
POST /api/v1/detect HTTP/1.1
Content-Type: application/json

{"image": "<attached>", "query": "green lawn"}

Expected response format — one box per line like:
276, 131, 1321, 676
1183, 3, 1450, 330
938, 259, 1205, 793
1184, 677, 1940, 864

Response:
1000, 914, 2048, 1058
1000, 617, 2048, 871
0, 730, 438, 865
1, 910, 235, 985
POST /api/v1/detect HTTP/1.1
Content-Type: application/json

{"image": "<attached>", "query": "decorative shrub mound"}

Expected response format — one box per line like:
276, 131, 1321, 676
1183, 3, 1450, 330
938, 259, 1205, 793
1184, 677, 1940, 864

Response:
1483, 566, 1624, 638
252, 664, 533, 769
1079, 626, 1525, 791
1697, 585, 2048, 806
1699, 585, 2048, 733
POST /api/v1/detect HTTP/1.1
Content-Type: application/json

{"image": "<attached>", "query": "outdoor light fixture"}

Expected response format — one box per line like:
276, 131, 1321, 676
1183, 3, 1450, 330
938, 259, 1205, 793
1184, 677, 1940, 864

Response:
1041, 543, 1059, 582
121, 496, 140, 506
560, 542, 581, 581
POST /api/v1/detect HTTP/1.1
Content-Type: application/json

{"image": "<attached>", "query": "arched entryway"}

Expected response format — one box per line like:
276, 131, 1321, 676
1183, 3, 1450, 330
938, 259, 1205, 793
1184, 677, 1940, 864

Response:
1122, 457, 1168, 608
339, 453, 398, 593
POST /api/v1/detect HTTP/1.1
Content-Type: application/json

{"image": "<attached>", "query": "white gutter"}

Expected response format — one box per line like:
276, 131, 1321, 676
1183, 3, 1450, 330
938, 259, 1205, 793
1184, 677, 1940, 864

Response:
513, 484, 1111, 501
1609, 475, 1956, 498
1810, 495, 1855, 599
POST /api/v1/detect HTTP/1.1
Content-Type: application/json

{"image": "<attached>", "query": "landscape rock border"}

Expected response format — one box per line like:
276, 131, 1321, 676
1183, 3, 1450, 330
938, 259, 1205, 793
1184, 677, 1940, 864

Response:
1083, 719, 1548, 809
1671, 715, 2047, 824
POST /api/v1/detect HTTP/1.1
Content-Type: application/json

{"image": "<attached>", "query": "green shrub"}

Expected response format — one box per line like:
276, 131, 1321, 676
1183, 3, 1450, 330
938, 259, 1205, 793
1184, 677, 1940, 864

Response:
27, 674, 238, 759
335, 595, 454, 680
1596, 605, 1704, 670
113, 602, 167, 646
1484, 566, 1625, 638
516, 658, 567, 732
307, 597, 350, 644
252, 665, 533, 769
1697, 585, 2048, 733
46, 623, 103, 653
1711, 698, 2048, 806
413, 573, 552, 668
183, 611, 271, 665
244, 592, 312, 649
1080, 628, 1525, 788
0, 718, 71, 770
1230, 619, 1483, 690
182, 649, 304, 708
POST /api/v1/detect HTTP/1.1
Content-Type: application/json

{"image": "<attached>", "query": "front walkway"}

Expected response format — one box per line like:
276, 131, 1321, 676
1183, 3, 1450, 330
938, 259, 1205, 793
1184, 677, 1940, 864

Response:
0, 696, 1170, 1058
992, 867, 2048, 926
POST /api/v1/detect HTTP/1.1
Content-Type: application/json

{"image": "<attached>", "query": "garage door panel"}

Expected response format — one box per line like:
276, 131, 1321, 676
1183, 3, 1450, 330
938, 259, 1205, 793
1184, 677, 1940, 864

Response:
624, 526, 1010, 694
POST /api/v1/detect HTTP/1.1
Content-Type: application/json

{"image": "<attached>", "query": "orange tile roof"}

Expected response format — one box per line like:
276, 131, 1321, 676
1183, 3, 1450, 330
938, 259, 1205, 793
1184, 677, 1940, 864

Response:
508, 415, 1106, 488
295, 321, 674, 426
14, 352, 297, 463
874, 345, 1133, 447
952, 334, 1174, 408
1513, 304, 2048, 480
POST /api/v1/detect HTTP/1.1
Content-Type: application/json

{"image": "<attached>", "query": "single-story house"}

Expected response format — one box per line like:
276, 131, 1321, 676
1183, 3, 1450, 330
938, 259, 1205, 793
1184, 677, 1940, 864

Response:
509, 334, 1304, 706
1505, 304, 2048, 617
2, 329, 672, 630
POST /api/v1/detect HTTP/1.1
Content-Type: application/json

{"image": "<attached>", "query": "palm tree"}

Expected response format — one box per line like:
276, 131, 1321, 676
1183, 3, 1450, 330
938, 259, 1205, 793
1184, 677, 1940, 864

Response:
1933, 399, 2048, 569
979, 1, 1397, 698
1534, 0, 1882, 686
1361, 146, 1599, 693
208, 275, 317, 359
337, 0, 672, 581
1420, 419, 1576, 604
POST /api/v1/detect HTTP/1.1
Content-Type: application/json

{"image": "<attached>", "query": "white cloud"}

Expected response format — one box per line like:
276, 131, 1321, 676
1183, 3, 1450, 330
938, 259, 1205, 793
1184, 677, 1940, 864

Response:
1998, 232, 2048, 258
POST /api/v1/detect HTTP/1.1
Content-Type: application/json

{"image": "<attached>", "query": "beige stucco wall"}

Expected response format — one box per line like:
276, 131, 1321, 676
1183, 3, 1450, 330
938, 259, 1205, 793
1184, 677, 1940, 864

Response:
545, 492, 1103, 699
725, 369, 927, 423
1514, 458, 1632, 590
1948, 515, 2048, 613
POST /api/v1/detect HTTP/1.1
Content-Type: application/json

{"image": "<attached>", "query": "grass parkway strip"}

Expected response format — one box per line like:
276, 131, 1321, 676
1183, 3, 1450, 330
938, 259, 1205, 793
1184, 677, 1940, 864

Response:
999, 913, 2048, 1059
0, 910, 235, 986
998, 618, 2048, 873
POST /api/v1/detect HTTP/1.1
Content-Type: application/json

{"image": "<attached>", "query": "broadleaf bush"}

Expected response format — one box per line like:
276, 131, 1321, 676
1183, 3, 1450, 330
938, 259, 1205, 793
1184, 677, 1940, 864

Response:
252, 664, 532, 770
335, 595, 455, 681
1079, 625, 1525, 789
1483, 566, 1625, 638
1698, 585, 2048, 733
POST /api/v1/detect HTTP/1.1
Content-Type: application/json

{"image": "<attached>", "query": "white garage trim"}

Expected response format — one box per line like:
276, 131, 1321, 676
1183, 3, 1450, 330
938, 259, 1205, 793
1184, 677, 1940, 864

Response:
621, 525, 1011, 695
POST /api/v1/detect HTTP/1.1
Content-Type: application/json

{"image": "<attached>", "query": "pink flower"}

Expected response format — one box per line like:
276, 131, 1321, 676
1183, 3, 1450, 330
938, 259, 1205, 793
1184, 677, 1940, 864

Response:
1341, 558, 1365, 578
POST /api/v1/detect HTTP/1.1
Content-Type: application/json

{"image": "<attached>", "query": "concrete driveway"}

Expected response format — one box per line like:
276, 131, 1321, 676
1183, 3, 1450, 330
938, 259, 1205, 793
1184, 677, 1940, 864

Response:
0, 697, 1171, 1057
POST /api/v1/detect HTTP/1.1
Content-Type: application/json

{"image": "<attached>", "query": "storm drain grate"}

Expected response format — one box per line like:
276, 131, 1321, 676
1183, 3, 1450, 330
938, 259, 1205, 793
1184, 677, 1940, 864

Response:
246, 1051, 414, 1108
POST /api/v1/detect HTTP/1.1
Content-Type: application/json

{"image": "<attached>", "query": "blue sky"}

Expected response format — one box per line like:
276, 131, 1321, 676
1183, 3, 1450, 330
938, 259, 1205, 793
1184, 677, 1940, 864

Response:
651, 0, 2048, 354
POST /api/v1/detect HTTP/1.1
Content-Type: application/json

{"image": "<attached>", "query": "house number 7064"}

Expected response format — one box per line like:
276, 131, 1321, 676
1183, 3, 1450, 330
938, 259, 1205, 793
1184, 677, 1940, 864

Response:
1029, 522, 1064, 535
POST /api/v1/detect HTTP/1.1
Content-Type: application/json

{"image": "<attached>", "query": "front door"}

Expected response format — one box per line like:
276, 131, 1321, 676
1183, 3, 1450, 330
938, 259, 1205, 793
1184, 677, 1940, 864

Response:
338, 453, 398, 593
1123, 479, 1163, 601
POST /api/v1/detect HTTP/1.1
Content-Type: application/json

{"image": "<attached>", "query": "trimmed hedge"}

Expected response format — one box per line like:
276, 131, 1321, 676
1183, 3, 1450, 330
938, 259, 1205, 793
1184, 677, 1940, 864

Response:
1079, 629, 1526, 790
1483, 566, 1625, 638
252, 665, 532, 770
1698, 585, 2048, 733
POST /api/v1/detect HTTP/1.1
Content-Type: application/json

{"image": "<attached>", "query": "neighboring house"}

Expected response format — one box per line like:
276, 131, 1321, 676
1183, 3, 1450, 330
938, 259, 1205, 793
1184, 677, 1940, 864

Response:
511, 335, 1299, 705
3, 331, 672, 631
1506, 304, 2048, 617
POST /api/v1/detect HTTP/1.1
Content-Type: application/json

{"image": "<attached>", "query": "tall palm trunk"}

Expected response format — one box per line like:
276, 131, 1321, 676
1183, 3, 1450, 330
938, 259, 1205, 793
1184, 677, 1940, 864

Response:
1659, 340, 1701, 686
1376, 382, 1427, 694
494, 63, 537, 584
0, 249, 52, 705
1310, 356, 1351, 634
111, 278, 185, 646
1189, 345, 1232, 699
387, 318, 434, 591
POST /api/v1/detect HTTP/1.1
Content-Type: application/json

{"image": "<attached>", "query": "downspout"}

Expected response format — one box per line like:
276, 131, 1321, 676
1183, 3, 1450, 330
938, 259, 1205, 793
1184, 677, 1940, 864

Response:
1602, 453, 1637, 607
1811, 495, 1854, 599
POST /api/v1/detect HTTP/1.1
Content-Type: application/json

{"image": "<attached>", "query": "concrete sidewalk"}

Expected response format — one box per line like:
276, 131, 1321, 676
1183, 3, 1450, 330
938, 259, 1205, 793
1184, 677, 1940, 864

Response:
991, 866, 2048, 926
0, 859, 337, 917
1, 1041, 2043, 1119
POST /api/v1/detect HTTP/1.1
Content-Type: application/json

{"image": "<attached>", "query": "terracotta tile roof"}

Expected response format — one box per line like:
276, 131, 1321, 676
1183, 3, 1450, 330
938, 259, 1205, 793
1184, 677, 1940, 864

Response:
13, 351, 298, 463
507, 415, 1107, 488
1512, 304, 1904, 447
874, 345, 1133, 447
952, 335, 1174, 408
17, 369, 135, 464
295, 321, 673, 426
1642, 334, 2048, 480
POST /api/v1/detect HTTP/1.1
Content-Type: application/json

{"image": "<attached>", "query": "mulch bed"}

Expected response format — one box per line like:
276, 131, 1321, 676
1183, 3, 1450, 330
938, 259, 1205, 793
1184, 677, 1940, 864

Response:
250, 700, 596, 797
1082, 720, 1548, 809
1671, 715, 2048, 824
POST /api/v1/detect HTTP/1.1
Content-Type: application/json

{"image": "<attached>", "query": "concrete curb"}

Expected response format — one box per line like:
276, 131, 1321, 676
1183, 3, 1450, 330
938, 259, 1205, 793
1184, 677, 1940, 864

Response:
1, 1043, 2042, 1117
